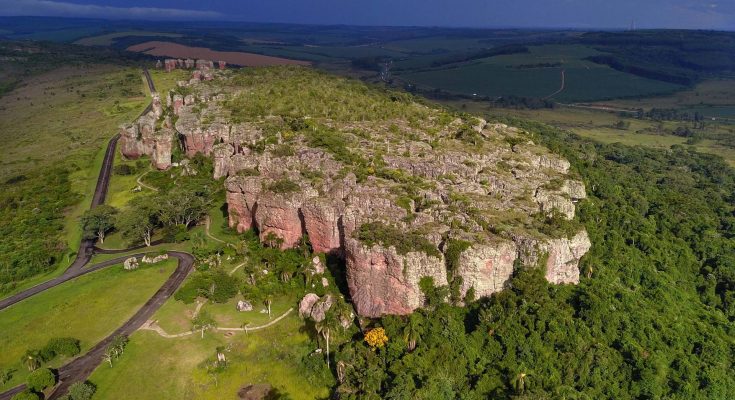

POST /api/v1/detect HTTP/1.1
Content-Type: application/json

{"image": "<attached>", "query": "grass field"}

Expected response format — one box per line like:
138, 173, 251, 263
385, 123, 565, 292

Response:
0, 260, 176, 390
89, 314, 332, 400
398, 44, 684, 102
0, 64, 151, 294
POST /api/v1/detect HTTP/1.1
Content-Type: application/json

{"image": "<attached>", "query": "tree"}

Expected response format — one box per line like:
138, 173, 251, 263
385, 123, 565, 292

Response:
80, 205, 117, 244
157, 187, 209, 227
27, 367, 55, 392
192, 311, 216, 339
512, 371, 532, 394
264, 296, 273, 319
402, 314, 423, 352
21, 350, 41, 371
103, 335, 129, 367
0, 368, 13, 385
364, 327, 388, 350
117, 196, 159, 246
315, 311, 340, 370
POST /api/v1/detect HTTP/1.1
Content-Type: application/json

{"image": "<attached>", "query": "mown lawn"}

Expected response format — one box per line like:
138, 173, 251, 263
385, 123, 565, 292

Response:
0, 260, 176, 390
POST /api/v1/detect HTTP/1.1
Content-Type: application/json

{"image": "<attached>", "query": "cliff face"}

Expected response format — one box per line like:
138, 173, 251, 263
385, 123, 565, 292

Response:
137, 67, 592, 317
344, 237, 447, 317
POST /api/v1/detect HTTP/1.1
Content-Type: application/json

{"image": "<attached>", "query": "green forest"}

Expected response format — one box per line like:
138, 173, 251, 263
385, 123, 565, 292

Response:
331, 121, 735, 399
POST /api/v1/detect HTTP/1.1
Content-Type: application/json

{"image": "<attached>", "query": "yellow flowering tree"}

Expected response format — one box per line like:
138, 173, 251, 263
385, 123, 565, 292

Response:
364, 327, 388, 350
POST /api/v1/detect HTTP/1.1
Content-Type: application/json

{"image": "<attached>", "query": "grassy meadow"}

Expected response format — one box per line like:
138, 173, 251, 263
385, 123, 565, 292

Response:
0, 260, 176, 390
0, 63, 151, 294
89, 314, 332, 400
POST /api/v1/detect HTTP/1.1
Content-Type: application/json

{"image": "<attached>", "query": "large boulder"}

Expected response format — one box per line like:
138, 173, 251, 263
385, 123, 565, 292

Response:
123, 257, 139, 270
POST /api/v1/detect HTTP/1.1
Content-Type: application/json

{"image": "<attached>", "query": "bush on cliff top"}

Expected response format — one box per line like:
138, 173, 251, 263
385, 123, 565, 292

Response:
225, 66, 430, 123
355, 222, 441, 258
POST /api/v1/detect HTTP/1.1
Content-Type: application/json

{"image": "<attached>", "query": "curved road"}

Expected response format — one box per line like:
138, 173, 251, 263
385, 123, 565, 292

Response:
0, 67, 196, 400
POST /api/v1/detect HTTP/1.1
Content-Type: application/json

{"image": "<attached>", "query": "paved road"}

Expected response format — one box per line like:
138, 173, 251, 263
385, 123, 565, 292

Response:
0, 67, 197, 400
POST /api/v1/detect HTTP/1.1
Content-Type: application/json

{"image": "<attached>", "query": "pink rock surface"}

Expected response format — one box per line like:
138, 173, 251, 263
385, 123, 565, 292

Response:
344, 237, 446, 318
254, 193, 305, 249
301, 197, 344, 255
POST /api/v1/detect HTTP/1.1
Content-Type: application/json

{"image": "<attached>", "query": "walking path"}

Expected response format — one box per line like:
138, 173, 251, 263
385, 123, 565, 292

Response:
136, 169, 159, 192
140, 308, 294, 338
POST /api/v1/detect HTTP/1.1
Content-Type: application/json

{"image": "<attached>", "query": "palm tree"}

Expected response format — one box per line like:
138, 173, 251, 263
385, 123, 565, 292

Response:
403, 314, 423, 352
103, 347, 115, 367
512, 371, 532, 394
264, 296, 273, 319
21, 350, 40, 371
316, 311, 340, 370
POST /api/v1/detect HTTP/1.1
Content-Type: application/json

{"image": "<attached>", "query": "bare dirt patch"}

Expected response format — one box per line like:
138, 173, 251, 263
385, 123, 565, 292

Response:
127, 41, 310, 67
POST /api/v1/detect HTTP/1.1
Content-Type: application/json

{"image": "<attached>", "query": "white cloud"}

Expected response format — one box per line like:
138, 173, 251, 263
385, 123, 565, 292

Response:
0, 0, 224, 20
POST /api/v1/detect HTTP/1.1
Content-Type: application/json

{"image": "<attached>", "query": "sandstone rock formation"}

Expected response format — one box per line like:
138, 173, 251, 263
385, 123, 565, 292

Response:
345, 238, 447, 317
118, 110, 175, 170
236, 300, 253, 312
131, 67, 592, 317
142, 254, 169, 264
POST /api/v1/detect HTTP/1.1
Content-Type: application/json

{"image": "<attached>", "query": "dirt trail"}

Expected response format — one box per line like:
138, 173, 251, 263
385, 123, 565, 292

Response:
544, 68, 566, 99
140, 307, 295, 338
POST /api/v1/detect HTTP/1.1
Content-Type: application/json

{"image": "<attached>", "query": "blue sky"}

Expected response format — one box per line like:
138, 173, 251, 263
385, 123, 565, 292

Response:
0, 0, 733, 30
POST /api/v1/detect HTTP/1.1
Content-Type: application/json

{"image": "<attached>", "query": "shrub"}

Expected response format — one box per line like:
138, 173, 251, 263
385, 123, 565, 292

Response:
272, 144, 295, 157
27, 368, 55, 392
44, 337, 81, 357
11, 391, 39, 400
266, 179, 300, 194
67, 382, 95, 400
113, 164, 136, 175
354, 222, 441, 258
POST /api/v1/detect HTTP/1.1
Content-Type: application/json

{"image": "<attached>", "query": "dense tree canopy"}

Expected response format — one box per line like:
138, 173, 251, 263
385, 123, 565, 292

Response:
334, 120, 735, 399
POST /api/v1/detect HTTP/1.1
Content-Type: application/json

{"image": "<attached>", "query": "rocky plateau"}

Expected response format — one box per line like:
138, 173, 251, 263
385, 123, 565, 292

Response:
122, 66, 591, 318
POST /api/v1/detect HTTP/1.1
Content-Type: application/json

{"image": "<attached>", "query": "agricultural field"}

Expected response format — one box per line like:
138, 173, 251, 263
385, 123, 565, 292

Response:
397, 45, 684, 102
75, 31, 184, 46
127, 41, 311, 67
0, 260, 177, 390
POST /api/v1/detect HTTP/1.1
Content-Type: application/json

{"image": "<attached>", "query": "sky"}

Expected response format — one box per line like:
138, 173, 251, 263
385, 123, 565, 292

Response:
0, 0, 733, 30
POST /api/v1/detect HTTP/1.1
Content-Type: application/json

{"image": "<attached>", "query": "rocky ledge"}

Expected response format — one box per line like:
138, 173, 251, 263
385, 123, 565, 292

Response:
126, 67, 591, 317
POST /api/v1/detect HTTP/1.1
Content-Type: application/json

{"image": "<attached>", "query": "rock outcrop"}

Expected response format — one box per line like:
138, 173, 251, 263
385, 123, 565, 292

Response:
118, 110, 175, 170
299, 293, 333, 322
